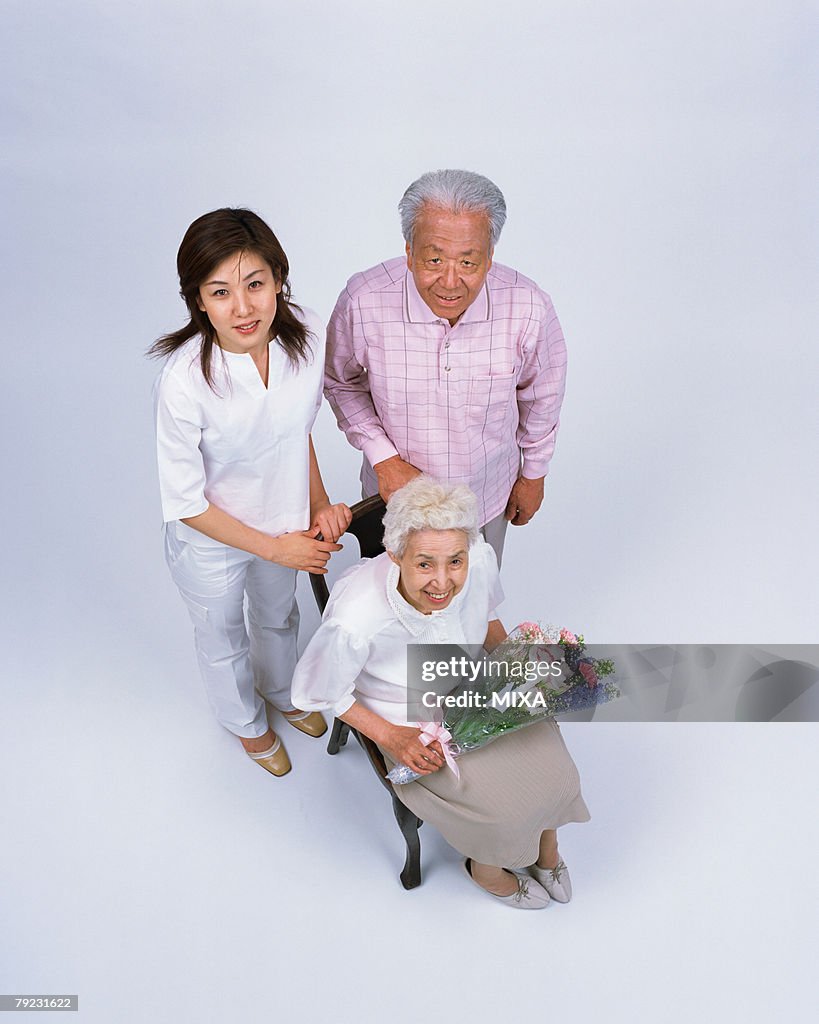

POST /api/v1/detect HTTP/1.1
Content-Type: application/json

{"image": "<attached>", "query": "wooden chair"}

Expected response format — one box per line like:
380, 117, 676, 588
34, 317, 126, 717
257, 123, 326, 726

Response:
309, 494, 424, 889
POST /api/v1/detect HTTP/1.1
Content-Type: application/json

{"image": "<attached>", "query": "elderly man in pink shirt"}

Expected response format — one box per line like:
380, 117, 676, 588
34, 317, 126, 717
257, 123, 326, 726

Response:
324, 169, 567, 564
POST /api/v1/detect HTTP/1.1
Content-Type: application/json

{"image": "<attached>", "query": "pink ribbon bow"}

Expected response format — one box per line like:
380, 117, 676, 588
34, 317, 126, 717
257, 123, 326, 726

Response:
418, 721, 460, 779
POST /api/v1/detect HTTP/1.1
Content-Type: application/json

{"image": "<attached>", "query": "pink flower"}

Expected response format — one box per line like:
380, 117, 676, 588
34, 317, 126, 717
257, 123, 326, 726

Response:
517, 622, 545, 642
560, 628, 577, 645
579, 661, 599, 688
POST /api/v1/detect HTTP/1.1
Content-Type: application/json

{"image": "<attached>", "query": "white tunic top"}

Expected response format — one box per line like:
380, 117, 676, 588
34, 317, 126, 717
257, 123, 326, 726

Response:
153, 309, 324, 546
290, 537, 504, 725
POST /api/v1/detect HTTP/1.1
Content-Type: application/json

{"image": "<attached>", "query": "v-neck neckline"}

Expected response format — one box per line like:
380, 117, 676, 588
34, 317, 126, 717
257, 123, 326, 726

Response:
251, 345, 269, 389
218, 342, 272, 392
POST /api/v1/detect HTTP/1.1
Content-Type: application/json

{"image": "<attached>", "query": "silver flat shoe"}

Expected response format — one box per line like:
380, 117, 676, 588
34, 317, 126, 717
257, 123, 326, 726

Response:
528, 858, 572, 903
462, 859, 550, 909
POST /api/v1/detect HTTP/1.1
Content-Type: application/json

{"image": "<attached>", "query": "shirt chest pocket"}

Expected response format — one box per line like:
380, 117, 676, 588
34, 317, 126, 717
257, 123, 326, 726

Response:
466, 372, 517, 430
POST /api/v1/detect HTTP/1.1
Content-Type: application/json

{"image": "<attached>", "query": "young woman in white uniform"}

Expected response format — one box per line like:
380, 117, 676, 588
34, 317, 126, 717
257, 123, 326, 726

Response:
151, 208, 351, 776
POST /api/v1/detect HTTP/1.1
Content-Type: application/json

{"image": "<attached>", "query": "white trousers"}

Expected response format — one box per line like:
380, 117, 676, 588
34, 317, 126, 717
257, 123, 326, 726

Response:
164, 523, 299, 738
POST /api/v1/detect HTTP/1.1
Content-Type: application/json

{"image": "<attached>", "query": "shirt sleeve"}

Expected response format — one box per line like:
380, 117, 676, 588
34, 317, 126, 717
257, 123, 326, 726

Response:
153, 370, 210, 523
516, 292, 568, 479
290, 618, 371, 718
324, 288, 400, 469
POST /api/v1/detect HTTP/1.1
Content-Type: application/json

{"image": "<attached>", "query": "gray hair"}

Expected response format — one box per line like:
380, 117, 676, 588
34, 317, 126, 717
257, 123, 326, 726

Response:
382, 475, 480, 556
398, 169, 507, 251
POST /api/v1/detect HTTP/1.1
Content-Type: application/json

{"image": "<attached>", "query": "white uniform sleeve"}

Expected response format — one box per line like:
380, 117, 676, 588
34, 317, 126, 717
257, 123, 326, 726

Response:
290, 619, 371, 718
153, 371, 210, 523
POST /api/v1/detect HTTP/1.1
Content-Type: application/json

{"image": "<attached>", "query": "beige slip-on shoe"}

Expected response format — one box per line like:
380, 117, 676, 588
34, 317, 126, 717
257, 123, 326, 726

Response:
247, 735, 291, 777
260, 695, 328, 739
282, 710, 328, 738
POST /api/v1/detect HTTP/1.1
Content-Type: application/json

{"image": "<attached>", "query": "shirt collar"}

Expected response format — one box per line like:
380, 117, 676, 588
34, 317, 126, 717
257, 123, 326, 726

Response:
405, 268, 491, 325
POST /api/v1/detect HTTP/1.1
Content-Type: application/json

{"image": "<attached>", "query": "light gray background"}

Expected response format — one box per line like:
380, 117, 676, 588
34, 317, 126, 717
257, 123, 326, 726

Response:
2, 2, 817, 1022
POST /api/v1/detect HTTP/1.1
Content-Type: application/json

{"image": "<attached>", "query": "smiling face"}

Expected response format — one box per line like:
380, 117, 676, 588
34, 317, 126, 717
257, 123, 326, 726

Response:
196, 249, 281, 355
389, 529, 470, 614
406, 205, 493, 325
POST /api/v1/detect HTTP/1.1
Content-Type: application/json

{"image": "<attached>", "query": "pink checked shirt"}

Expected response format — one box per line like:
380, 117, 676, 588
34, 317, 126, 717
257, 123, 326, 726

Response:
325, 257, 567, 525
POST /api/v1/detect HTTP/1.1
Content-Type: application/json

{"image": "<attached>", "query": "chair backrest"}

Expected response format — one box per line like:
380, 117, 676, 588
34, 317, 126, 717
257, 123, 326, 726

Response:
308, 494, 393, 784
306, 495, 423, 888
309, 495, 387, 614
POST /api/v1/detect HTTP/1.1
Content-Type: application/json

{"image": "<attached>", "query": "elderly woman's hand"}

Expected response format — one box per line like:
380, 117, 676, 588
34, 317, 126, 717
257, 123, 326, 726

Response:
381, 724, 445, 775
311, 502, 353, 543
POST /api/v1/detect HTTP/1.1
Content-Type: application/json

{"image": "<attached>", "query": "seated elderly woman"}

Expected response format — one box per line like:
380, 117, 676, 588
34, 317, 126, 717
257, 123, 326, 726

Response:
291, 476, 589, 909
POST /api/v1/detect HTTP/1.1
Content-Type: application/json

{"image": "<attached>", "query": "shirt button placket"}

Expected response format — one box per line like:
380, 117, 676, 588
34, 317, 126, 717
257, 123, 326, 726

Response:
440, 326, 451, 377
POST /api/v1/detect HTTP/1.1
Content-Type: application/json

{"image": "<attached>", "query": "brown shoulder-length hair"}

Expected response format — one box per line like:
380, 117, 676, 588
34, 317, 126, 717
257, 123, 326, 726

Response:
148, 208, 312, 389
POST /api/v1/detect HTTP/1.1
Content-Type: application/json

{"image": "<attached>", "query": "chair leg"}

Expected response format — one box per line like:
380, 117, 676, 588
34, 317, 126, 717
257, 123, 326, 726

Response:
326, 718, 349, 755
391, 794, 423, 889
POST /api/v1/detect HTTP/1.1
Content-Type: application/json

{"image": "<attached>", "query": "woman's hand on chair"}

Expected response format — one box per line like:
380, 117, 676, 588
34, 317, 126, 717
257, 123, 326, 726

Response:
267, 528, 342, 573
381, 725, 445, 775
310, 501, 352, 543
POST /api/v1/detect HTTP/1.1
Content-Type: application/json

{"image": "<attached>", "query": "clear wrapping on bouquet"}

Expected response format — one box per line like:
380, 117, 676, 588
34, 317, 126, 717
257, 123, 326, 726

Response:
387, 623, 619, 784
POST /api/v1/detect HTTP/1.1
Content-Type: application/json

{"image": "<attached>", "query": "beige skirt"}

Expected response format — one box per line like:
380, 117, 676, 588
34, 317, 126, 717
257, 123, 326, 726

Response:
383, 719, 590, 869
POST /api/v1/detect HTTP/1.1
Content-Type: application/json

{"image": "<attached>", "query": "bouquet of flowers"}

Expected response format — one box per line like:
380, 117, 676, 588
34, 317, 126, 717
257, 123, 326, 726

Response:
387, 622, 618, 784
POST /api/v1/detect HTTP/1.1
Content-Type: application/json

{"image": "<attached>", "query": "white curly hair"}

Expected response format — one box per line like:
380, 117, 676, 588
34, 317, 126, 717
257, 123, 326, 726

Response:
382, 476, 479, 556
